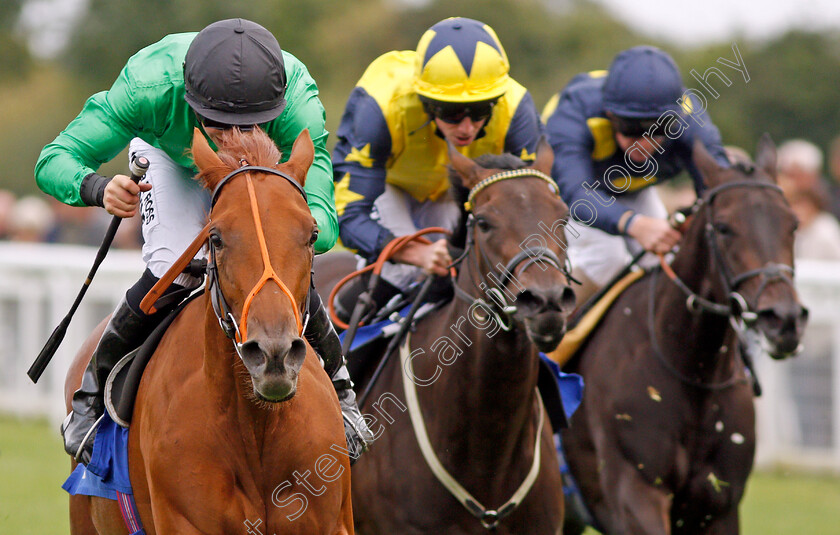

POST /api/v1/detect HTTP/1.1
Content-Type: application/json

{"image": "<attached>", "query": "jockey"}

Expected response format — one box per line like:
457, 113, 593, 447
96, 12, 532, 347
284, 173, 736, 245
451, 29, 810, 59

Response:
331, 17, 544, 316
542, 45, 731, 299
35, 18, 374, 464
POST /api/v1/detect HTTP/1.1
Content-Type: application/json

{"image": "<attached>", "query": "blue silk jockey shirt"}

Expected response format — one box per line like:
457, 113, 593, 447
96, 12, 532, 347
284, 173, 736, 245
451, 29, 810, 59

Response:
332, 50, 544, 261
542, 70, 731, 235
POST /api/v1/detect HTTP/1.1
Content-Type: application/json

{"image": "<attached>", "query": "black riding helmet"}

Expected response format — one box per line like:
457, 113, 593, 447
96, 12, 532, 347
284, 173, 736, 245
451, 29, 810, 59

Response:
184, 18, 287, 126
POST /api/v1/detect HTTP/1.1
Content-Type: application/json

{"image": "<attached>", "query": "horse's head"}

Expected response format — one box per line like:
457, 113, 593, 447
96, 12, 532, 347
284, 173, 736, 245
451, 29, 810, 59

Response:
689, 135, 809, 358
192, 127, 317, 401
448, 140, 576, 352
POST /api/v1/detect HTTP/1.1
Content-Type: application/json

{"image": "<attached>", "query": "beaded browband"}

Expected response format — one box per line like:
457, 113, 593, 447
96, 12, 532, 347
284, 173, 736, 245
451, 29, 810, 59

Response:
464, 169, 558, 211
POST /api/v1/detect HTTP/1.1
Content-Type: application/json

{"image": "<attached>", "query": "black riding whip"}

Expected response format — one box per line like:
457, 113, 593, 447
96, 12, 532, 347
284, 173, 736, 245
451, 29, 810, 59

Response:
358, 275, 437, 408
27, 156, 149, 383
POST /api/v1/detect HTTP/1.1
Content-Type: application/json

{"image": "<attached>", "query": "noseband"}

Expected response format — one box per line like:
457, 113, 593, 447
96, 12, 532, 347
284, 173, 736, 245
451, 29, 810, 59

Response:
207, 164, 311, 356
452, 169, 573, 330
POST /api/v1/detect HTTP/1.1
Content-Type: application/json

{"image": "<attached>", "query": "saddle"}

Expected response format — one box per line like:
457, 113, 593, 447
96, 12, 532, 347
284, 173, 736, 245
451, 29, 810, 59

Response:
104, 292, 201, 427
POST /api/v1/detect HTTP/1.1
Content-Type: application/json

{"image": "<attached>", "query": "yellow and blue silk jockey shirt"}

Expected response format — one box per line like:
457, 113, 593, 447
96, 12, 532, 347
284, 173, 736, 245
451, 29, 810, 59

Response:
332, 50, 543, 261
35, 32, 338, 253
542, 71, 730, 235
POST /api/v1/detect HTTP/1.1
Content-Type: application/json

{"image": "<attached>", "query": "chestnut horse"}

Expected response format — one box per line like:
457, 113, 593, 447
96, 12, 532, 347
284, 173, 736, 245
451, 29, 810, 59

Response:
345, 142, 576, 534
65, 128, 354, 534
561, 136, 808, 535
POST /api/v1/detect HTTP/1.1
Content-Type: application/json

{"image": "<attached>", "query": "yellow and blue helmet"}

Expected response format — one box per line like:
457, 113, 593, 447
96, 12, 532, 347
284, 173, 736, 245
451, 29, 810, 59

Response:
414, 17, 510, 103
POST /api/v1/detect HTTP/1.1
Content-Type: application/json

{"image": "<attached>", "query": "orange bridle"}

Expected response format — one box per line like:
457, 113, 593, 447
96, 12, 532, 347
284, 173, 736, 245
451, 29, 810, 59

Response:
236, 173, 303, 339
206, 164, 310, 347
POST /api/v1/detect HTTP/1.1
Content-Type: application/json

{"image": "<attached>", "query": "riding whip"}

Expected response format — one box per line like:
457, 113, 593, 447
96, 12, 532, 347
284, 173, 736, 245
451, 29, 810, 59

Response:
27, 156, 150, 383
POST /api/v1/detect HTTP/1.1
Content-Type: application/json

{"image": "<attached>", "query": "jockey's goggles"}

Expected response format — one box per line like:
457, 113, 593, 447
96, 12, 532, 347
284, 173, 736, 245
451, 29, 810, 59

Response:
198, 114, 255, 132
423, 98, 497, 124
609, 113, 663, 138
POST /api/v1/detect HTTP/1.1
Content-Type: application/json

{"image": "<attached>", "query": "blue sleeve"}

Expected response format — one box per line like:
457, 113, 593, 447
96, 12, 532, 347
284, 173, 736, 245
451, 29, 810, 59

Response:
681, 104, 730, 194
545, 90, 630, 234
332, 87, 395, 260
504, 92, 543, 160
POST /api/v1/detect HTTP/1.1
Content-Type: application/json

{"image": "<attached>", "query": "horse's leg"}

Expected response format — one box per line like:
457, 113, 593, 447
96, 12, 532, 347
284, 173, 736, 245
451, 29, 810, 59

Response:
69, 493, 96, 535
600, 461, 671, 535
703, 510, 739, 534
89, 497, 126, 534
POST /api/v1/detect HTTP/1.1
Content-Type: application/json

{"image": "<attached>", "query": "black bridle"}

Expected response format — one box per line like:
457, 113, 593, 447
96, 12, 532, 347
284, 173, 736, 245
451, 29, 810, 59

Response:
651, 179, 795, 391
664, 180, 793, 321
450, 170, 575, 330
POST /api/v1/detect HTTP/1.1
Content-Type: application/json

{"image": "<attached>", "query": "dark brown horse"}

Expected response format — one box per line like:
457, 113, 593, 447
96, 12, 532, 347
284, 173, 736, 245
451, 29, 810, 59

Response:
561, 136, 808, 535
66, 127, 354, 534
339, 142, 576, 534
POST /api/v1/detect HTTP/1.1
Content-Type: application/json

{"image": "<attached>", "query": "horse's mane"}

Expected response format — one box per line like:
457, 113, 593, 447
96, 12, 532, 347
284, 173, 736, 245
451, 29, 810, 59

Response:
195, 127, 282, 191
447, 152, 527, 249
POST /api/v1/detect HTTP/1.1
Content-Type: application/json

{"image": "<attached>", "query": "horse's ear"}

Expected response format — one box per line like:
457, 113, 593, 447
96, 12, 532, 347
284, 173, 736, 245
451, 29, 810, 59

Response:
447, 141, 483, 189
693, 138, 725, 188
285, 129, 314, 186
754, 133, 777, 182
191, 128, 223, 171
529, 137, 555, 176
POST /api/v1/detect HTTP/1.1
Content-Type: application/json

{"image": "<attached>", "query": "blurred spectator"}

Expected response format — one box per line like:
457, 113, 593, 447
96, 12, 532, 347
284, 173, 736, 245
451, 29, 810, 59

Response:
777, 139, 824, 194
44, 197, 110, 246
112, 213, 143, 250
9, 195, 55, 242
825, 136, 840, 220
0, 189, 15, 240
781, 181, 840, 260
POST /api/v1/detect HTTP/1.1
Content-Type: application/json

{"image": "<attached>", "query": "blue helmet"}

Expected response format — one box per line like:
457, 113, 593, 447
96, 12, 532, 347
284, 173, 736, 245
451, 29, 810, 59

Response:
602, 46, 684, 119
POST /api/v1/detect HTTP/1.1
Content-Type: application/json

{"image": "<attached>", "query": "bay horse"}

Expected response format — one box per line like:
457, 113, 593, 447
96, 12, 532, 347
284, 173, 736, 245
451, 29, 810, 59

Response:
345, 142, 577, 534
65, 127, 354, 534
561, 136, 808, 535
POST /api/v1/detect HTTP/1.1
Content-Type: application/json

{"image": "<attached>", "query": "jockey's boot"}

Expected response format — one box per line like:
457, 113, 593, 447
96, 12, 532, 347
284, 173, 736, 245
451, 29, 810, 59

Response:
305, 297, 376, 463
61, 298, 157, 464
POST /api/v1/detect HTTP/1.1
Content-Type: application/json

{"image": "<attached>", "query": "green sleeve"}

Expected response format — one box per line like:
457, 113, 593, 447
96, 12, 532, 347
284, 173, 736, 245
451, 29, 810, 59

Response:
269, 57, 338, 254
35, 67, 141, 207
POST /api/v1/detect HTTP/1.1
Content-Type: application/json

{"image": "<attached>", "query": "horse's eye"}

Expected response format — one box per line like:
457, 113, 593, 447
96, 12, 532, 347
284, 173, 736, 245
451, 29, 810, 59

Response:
210, 232, 224, 248
475, 217, 492, 232
309, 229, 319, 246
714, 222, 734, 236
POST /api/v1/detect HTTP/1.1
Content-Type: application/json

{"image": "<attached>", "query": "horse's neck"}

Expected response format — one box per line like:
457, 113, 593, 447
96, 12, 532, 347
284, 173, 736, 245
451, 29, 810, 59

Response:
201, 305, 275, 444
657, 231, 736, 380
427, 268, 541, 465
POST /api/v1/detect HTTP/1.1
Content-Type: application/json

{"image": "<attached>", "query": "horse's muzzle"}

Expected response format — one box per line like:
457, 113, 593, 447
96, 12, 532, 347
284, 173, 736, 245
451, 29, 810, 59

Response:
755, 302, 809, 359
239, 336, 308, 401
516, 285, 576, 352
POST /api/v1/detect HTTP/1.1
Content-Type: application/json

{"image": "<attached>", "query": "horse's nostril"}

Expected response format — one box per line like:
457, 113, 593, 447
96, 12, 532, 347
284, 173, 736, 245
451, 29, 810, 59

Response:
560, 286, 577, 311
516, 289, 546, 315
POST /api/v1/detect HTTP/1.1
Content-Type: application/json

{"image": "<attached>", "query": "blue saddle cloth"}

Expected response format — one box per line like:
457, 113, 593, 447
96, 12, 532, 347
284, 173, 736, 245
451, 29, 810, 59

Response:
63, 410, 133, 499
339, 310, 584, 421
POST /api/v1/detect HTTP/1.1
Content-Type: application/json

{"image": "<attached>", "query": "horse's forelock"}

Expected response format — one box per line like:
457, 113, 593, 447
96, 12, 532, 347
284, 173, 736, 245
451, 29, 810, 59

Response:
195, 128, 283, 192
447, 152, 529, 248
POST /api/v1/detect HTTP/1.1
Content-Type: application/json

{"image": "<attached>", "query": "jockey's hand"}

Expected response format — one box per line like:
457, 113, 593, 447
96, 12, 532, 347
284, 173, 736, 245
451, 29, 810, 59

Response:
626, 215, 681, 255
393, 239, 452, 277
104, 174, 152, 218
